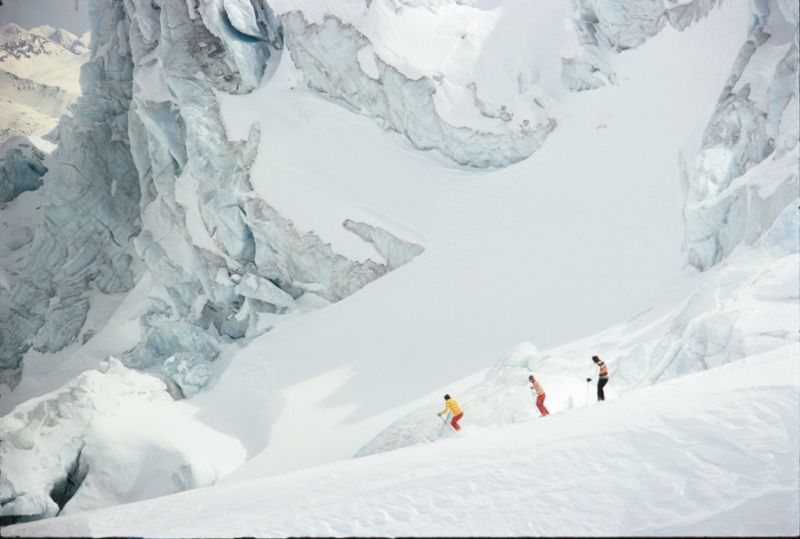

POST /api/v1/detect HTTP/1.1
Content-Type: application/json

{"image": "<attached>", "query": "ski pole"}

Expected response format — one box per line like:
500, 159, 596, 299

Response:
438, 413, 451, 436
586, 377, 592, 406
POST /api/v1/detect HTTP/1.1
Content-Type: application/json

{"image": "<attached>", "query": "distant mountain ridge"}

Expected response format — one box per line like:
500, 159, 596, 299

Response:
0, 22, 88, 56
0, 23, 90, 142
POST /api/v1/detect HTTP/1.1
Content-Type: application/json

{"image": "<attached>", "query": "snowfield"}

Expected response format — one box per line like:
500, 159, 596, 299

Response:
0, 0, 798, 534
0, 23, 89, 143
6, 344, 798, 537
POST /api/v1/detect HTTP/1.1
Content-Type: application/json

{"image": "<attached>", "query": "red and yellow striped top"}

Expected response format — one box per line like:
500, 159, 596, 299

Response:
531, 380, 545, 396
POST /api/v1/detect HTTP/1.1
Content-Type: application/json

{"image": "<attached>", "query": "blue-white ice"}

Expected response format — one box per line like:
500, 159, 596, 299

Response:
1, 0, 423, 521
0, 0, 796, 526
0, 137, 47, 203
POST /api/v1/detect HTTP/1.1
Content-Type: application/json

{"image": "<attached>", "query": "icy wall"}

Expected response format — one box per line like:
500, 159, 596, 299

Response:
562, 0, 723, 91
682, 0, 799, 270
122, 0, 420, 397
639, 0, 800, 382
0, 0, 425, 522
0, 1, 140, 388
0, 137, 47, 202
0, 0, 423, 397
273, 1, 556, 167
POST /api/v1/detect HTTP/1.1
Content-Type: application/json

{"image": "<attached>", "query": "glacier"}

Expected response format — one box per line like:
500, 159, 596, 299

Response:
562, 0, 724, 91
683, 0, 799, 270
357, 0, 799, 457
273, 0, 558, 167
0, 136, 47, 202
0, 1, 141, 383
1, 0, 423, 520
0, 0, 796, 528
1, 0, 422, 393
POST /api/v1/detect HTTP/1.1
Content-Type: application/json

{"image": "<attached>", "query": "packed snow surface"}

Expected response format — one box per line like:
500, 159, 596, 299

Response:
6, 344, 798, 536
0, 0, 797, 530
0, 358, 244, 522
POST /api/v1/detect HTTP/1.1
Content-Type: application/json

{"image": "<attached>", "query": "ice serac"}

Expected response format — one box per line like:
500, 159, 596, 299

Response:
276, 5, 555, 168
0, 137, 47, 202
343, 219, 424, 269
682, 0, 800, 270
562, 0, 722, 91
0, 0, 422, 396
121, 0, 422, 393
0, 358, 244, 524
630, 0, 800, 383
0, 1, 140, 381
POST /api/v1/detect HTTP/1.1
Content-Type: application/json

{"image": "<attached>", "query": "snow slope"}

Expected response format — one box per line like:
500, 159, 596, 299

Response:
7, 344, 798, 537
0, 23, 88, 94
0, 0, 797, 529
0, 23, 89, 142
210, 0, 751, 476
0, 358, 245, 523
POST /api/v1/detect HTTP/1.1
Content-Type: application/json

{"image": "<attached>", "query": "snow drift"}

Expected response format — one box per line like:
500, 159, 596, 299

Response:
0, 358, 244, 525
0, 0, 797, 529
6, 344, 798, 536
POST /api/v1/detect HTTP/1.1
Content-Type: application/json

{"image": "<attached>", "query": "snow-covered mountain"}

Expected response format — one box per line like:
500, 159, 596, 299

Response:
0, 22, 90, 143
0, 0, 797, 534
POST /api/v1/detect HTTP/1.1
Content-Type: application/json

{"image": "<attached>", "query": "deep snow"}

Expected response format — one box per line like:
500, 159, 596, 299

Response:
0, 0, 798, 533
6, 344, 798, 537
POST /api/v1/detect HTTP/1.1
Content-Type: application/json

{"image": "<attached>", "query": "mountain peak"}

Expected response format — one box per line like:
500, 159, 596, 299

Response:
0, 22, 87, 59
0, 22, 28, 41
28, 24, 56, 36
30, 25, 79, 47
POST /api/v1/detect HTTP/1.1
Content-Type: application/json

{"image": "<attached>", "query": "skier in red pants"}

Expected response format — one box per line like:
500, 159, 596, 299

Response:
437, 394, 464, 431
529, 375, 550, 416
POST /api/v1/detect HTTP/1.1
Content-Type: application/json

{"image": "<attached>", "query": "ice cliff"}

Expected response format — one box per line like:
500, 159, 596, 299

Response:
562, 0, 723, 91
0, 0, 422, 395
682, 0, 799, 270
0, 0, 423, 520
271, 0, 557, 167
122, 0, 420, 395
0, 137, 47, 202
0, 1, 141, 388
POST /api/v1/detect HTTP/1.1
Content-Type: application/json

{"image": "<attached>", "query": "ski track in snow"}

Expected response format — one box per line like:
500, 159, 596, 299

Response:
7, 345, 799, 537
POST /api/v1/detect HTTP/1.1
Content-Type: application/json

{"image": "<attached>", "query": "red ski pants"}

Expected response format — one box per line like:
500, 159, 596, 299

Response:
536, 394, 550, 416
451, 412, 464, 431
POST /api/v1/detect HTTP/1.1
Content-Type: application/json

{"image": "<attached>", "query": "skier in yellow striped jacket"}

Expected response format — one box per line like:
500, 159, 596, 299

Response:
437, 394, 464, 431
